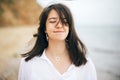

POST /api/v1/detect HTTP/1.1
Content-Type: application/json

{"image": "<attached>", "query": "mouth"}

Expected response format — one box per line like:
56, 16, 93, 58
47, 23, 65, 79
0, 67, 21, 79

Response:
53, 31, 64, 33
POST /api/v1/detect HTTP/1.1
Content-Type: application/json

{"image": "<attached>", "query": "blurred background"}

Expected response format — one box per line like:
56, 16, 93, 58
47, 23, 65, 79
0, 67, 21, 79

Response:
0, 0, 120, 80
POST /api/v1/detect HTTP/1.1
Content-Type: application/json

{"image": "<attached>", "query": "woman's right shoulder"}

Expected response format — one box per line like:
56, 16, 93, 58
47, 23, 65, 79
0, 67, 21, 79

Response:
20, 58, 29, 66
19, 57, 34, 72
18, 58, 32, 80
20, 56, 41, 65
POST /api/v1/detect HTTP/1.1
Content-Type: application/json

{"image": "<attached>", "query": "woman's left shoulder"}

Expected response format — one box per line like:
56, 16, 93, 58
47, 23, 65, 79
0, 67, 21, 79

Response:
76, 57, 96, 72
86, 57, 95, 65
76, 57, 96, 71
84, 57, 96, 69
76, 57, 97, 80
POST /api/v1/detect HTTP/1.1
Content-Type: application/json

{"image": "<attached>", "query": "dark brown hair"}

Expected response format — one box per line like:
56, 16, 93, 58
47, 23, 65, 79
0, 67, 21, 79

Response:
22, 3, 87, 66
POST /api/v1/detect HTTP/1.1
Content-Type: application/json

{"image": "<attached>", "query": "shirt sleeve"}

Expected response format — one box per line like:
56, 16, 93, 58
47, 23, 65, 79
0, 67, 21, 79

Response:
87, 58, 97, 80
18, 58, 31, 80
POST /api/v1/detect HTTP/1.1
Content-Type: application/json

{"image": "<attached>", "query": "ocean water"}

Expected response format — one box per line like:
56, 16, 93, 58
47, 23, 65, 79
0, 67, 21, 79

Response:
76, 25, 120, 54
76, 25, 120, 80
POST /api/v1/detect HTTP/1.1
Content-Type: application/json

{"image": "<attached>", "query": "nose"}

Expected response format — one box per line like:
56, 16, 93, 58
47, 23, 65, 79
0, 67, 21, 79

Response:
56, 21, 63, 28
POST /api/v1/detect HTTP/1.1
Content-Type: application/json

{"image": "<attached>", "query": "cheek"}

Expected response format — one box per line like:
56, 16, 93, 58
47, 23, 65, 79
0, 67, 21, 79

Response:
65, 27, 69, 33
45, 26, 53, 34
46, 22, 51, 33
46, 22, 55, 33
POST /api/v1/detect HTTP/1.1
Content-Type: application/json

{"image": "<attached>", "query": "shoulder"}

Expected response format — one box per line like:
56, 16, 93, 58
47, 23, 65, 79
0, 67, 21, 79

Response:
18, 58, 31, 79
85, 57, 95, 68
19, 56, 40, 70
76, 57, 97, 80
20, 55, 45, 68
82, 57, 96, 72
20, 56, 40, 65
76, 57, 96, 72
19, 57, 37, 73
19, 58, 31, 68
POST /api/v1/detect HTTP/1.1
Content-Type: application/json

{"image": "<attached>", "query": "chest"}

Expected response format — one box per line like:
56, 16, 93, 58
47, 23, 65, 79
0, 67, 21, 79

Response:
29, 61, 89, 80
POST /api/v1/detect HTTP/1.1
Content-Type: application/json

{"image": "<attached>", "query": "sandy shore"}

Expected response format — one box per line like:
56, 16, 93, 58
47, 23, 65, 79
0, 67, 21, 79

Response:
0, 26, 37, 80
0, 26, 120, 80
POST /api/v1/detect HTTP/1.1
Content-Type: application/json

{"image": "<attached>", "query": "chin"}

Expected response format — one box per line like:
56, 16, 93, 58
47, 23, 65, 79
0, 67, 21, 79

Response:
52, 37, 66, 41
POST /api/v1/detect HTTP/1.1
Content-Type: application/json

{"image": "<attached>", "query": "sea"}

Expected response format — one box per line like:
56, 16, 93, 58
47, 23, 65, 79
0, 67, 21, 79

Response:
76, 25, 120, 80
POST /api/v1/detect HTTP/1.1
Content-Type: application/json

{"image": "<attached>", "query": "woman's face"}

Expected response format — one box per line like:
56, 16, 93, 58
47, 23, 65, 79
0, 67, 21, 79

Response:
45, 9, 69, 41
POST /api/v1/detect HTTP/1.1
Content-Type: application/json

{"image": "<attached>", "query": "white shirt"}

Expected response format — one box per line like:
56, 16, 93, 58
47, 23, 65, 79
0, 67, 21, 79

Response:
18, 50, 97, 80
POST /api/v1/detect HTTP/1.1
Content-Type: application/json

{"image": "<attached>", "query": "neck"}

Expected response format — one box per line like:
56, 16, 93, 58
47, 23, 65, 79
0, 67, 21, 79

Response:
45, 39, 72, 65
46, 39, 68, 56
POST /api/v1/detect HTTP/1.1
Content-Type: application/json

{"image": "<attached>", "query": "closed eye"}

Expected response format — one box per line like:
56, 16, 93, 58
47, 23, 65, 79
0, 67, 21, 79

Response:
49, 21, 56, 23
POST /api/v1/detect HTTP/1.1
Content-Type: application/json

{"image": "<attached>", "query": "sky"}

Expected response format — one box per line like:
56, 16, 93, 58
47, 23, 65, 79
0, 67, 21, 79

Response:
36, 0, 120, 26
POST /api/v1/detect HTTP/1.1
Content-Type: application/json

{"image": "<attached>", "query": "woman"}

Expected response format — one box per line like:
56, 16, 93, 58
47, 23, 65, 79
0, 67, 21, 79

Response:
18, 3, 97, 80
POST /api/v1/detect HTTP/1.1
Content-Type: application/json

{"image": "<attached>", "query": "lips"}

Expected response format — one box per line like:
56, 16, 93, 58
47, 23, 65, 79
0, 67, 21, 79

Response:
53, 31, 64, 33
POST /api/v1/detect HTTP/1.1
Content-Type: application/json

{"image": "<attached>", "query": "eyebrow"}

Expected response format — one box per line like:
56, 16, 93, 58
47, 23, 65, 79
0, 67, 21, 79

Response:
48, 17, 57, 20
48, 17, 67, 20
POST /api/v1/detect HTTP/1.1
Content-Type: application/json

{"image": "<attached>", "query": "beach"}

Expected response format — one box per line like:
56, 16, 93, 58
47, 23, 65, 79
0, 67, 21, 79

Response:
0, 26, 37, 80
0, 26, 120, 80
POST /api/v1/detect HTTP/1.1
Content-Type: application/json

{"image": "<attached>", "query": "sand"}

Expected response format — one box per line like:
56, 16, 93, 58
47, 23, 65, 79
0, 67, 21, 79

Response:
0, 26, 37, 80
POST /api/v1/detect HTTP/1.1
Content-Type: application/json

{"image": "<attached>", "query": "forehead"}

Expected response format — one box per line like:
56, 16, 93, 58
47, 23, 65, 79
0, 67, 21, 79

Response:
47, 9, 59, 19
